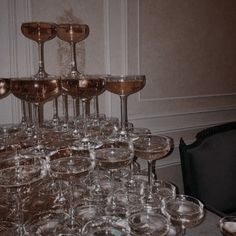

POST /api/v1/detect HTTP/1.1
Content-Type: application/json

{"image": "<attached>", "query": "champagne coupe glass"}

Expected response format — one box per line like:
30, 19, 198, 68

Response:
164, 194, 204, 236
135, 177, 177, 204
133, 135, 173, 207
46, 146, 75, 206
128, 208, 170, 236
152, 180, 176, 201
11, 77, 61, 153
219, 216, 236, 236
61, 74, 106, 150
105, 75, 146, 141
21, 22, 62, 131
74, 204, 104, 231
0, 124, 28, 155
131, 127, 151, 174
57, 23, 89, 77
21, 22, 57, 79
82, 216, 129, 236
57, 23, 89, 133
50, 153, 95, 227
22, 147, 80, 220
25, 211, 81, 235
94, 139, 133, 217
0, 155, 46, 235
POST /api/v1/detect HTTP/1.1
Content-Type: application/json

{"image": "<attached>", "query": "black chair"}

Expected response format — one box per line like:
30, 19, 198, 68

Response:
179, 122, 236, 217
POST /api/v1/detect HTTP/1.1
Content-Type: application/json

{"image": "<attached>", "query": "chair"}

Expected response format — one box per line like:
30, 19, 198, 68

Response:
179, 122, 236, 216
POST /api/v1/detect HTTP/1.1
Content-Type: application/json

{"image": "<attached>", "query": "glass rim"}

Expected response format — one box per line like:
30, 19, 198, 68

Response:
82, 215, 129, 234
57, 23, 89, 28
61, 74, 107, 80
0, 155, 46, 188
10, 75, 61, 81
219, 215, 236, 222
165, 194, 204, 208
21, 21, 58, 27
106, 74, 146, 79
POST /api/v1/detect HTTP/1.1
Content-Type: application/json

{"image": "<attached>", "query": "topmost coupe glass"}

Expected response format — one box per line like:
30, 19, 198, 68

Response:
21, 22, 57, 79
57, 23, 89, 77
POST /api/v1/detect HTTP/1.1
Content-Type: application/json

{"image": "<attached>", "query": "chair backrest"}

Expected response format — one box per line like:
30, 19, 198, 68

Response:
179, 122, 236, 216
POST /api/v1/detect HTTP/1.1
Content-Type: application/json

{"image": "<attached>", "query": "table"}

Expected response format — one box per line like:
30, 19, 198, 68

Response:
188, 210, 221, 235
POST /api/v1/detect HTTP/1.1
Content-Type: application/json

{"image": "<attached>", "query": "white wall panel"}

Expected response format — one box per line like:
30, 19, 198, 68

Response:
126, 0, 236, 146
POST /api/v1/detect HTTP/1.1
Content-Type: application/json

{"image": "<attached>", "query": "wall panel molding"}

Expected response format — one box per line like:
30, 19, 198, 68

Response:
0, 0, 34, 124
130, 107, 236, 145
121, 0, 128, 75
103, 0, 112, 116
140, 92, 236, 102
7, 0, 20, 123
130, 105, 236, 120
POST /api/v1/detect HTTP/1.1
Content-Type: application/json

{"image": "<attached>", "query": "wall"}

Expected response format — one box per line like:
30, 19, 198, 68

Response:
0, 0, 236, 191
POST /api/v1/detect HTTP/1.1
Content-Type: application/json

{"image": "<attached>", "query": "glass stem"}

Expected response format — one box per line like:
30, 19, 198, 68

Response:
124, 142, 136, 190
126, 160, 136, 193
34, 104, 39, 130
130, 160, 134, 181
82, 99, 88, 138
73, 98, 79, 135
57, 179, 66, 204
179, 225, 186, 235
68, 179, 75, 226
152, 160, 157, 180
38, 104, 44, 128
53, 98, 59, 120
16, 188, 24, 236
120, 95, 128, 132
110, 170, 116, 207
93, 96, 99, 119
76, 98, 80, 117
93, 167, 103, 194
147, 160, 153, 199
25, 103, 33, 137
70, 42, 80, 76
28, 103, 33, 126
62, 94, 69, 129
86, 99, 90, 117
33, 104, 41, 145
21, 101, 27, 127
37, 42, 47, 78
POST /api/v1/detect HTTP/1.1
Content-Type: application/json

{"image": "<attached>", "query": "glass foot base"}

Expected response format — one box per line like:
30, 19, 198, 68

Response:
109, 130, 139, 142
141, 193, 163, 210
61, 129, 82, 141
105, 204, 128, 219
70, 138, 103, 150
